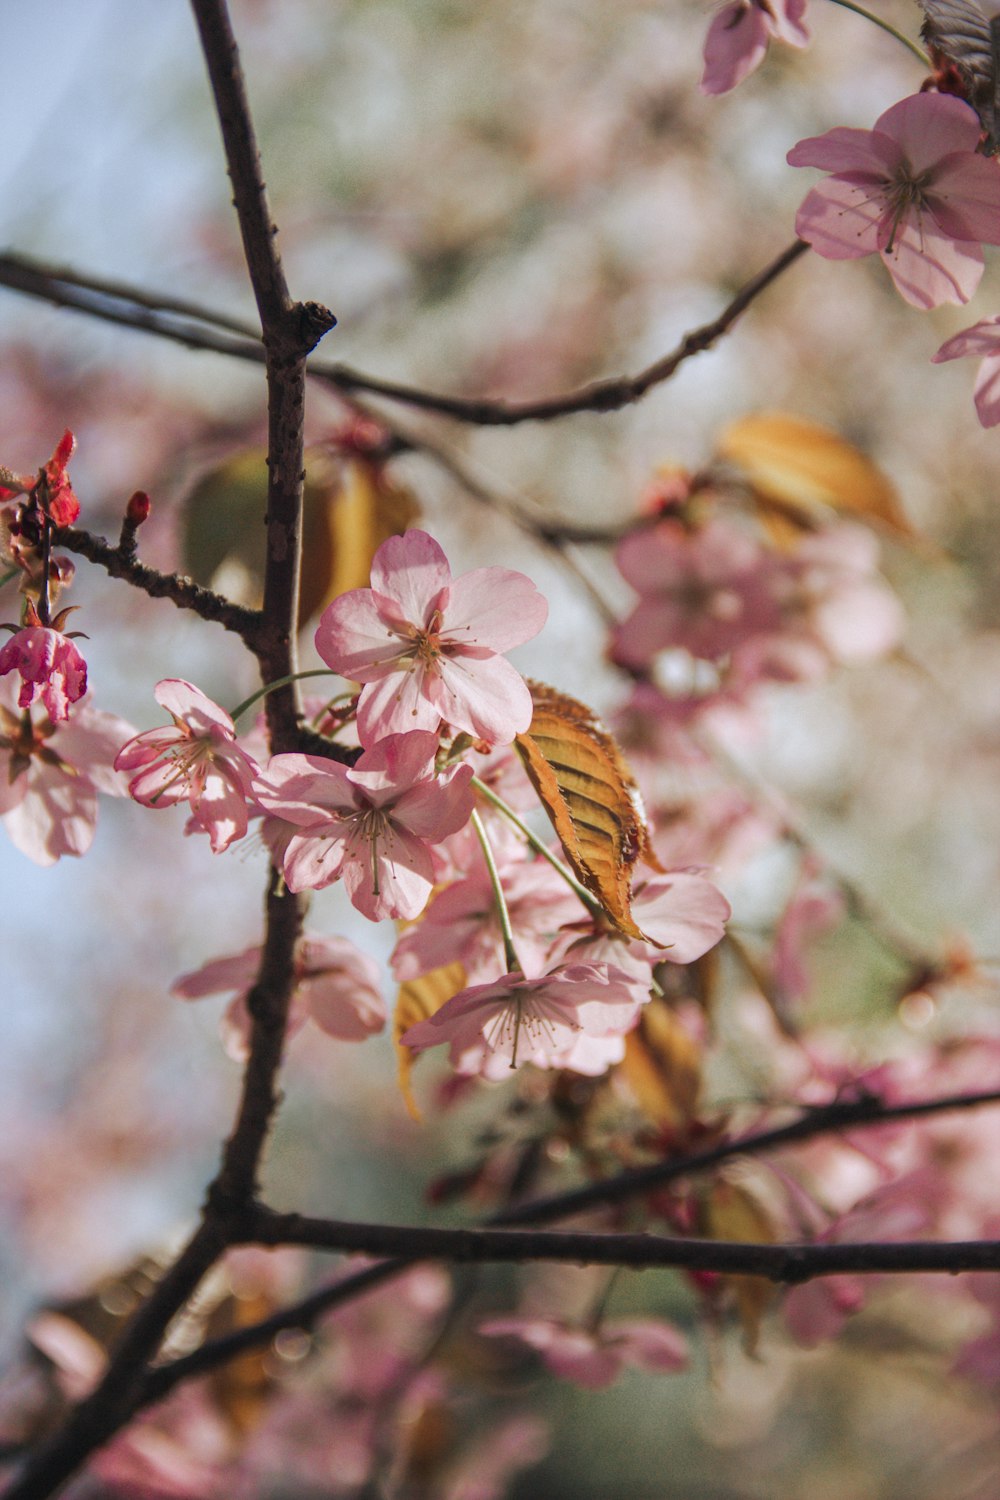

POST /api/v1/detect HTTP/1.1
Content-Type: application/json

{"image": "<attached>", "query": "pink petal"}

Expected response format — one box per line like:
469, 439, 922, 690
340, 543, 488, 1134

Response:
787, 127, 894, 177
253, 753, 358, 826
341, 823, 435, 920
315, 588, 410, 680
875, 92, 982, 173
924, 155, 1000, 245
356, 668, 441, 744
699, 4, 769, 96
610, 1319, 689, 1373
369, 530, 452, 625
632, 873, 731, 961
281, 829, 349, 891
391, 764, 475, 840
153, 679, 236, 737
172, 946, 262, 1000
767, 0, 809, 46
794, 178, 885, 260
441, 568, 548, 652
427, 651, 535, 743
882, 215, 983, 309
932, 317, 1000, 362
348, 731, 440, 799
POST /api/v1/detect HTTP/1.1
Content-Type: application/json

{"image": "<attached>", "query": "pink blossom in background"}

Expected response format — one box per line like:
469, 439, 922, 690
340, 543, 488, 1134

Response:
114, 679, 259, 853
0, 683, 133, 864
933, 315, 1000, 426
0, 617, 87, 723
480, 1315, 688, 1390
315, 529, 548, 746
788, 93, 1000, 309
770, 861, 845, 1007
253, 730, 474, 919
173, 934, 386, 1059
700, 0, 809, 96
401, 963, 641, 1073
612, 519, 778, 670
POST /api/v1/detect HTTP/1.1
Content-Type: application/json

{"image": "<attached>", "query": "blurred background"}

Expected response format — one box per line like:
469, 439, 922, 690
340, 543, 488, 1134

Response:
2, 2, 1000, 1496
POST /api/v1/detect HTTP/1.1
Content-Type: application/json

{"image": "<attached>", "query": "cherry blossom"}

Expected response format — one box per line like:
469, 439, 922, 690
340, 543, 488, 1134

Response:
788, 93, 1000, 310
172, 934, 386, 1059
315, 529, 548, 747
480, 1315, 688, 1390
700, 0, 809, 97
400, 963, 642, 1073
253, 730, 474, 919
114, 679, 260, 854
0, 681, 133, 864
932, 315, 1000, 426
0, 606, 87, 723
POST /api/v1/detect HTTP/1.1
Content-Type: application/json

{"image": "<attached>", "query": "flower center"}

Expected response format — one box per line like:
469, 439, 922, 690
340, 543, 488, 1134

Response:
885, 167, 932, 254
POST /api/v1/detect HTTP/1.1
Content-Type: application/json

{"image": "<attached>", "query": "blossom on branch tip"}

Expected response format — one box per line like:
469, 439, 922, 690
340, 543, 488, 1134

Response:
315, 529, 548, 747
700, 0, 809, 96
0, 602, 87, 723
788, 94, 1000, 309
932, 314, 1000, 426
114, 679, 260, 853
253, 730, 475, 920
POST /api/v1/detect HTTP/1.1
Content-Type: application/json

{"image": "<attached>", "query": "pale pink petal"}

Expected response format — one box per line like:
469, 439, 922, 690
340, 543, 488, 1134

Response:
787, 128, 894, 176
882, 216, 983, 308
391, 765, 475, 839
548, 1030, 628, 1075
340, 822, 436, 920
632, 872, 731, 961
253, 753, 358, 826
876, 92, 982, 173
153, 678, 236, 737
188, 768, 252, 851
610, 1319, 689, 1373
280, 829, 349, 891
699, 4, 769, 96
301, 969, 386, 1039
427, 652, 535, 743
356, 667, 441, 742
369, 530, 452, 623
926, 156, 1000, 244
794, 178, 885, 260
172, 946, 261, 1000
933, 317, 1000, 362
767, 0, 809, 46
315, 589, 411, 679
348, 731, 439, 800
441, 568, 548, 651
972, 354, 1000, 426
2, 772, 98, 864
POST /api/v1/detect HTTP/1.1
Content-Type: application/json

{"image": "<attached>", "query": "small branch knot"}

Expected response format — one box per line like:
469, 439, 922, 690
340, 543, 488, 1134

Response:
296, 300, 337, 353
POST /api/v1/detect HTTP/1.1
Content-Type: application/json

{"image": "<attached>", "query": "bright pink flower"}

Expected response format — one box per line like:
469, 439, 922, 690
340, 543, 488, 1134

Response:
0, 681, 133, 864
400, 963, 641, 1073
933, 314, 1000, 426
788, 93, 1000, 310
700, 0, 808, 96
173, 935, 385, 1058
315, 529, 548, 747
253, 730, 474, 920
0, 617, 87, 723
114, 679, 259, 853
480, 1315, 688, 1390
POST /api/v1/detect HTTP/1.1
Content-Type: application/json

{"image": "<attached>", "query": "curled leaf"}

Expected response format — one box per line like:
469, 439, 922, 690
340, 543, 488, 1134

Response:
515, 683, 661, 941
716, 411, 913, 541
394, 961, 466, 1120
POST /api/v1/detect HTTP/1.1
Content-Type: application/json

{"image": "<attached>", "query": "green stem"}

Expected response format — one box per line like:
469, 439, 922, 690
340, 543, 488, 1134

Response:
470, 808, 522, 973
824, 0, 930, 65
229, 669, 337, 724
470, 775, 602, 918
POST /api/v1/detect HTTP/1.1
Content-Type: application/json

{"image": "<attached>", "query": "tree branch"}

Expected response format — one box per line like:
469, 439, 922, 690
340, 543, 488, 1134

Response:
0, 240, 808, 428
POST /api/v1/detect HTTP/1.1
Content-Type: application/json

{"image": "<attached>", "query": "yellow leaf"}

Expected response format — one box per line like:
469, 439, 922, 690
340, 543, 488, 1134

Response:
717, 411, 914, 540
394, 962, 466, 1121
621, 999, 702, 1131
182, 449, 419, 628
515, 682, 660, 942
703, 1177, 777, 1354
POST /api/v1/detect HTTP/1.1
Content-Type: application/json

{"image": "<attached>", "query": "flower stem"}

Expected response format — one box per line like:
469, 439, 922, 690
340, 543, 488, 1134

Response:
229, 669, 337, 724
824, 0, 930, 65
470, 775, 602, 918
470, 808, 522, 973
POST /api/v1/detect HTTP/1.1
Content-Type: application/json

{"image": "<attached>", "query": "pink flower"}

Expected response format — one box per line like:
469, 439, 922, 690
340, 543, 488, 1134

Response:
788, 93, 1000, 310
480, 1315, 688, 1390
0, 609, 87, 723
253, 730, 474, 920
700, 0, 809, 96
0, 681, 133, 864
173, 935, 385, 1059
400, 963, 641, 1073
315, 529, 548, 747
114, 679, 260, 853
391, 856, 582, 985
933, 314, 1000, 426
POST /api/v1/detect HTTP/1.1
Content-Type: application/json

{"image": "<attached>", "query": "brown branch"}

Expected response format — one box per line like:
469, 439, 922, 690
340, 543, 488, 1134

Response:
55, 523, 263, 642
0, 240, 808, 428
1, 5, 327, 1496
245, 1207, 1000, 1279
135, 1081, 1000, 1408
